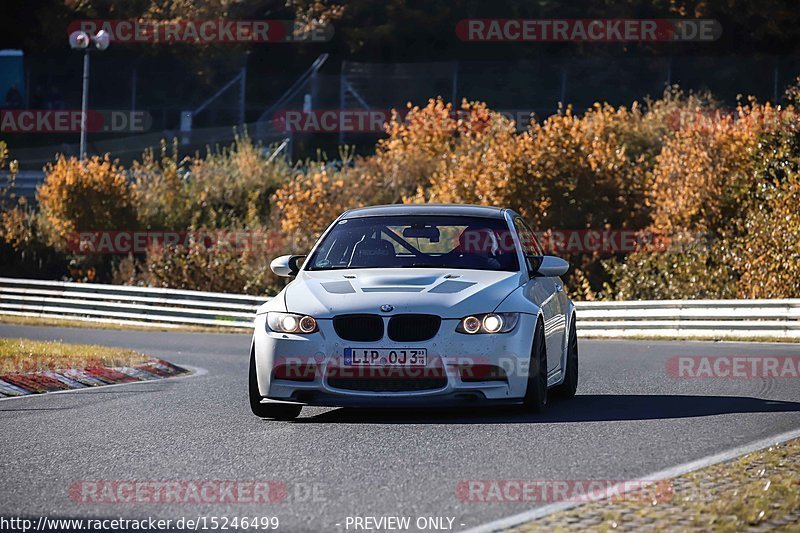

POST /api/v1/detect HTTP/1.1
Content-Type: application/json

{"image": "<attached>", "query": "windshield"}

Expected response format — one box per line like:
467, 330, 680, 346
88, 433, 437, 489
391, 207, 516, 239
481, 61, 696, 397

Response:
306, 215, 520, 272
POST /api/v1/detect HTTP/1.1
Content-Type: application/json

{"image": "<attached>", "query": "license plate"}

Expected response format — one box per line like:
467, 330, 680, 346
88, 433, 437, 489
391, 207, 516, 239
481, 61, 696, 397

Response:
344, 348, 427, 367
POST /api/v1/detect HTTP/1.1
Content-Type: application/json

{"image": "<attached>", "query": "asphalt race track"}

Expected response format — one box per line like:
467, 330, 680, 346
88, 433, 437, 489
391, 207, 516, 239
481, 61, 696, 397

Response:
1, 323, 800, 532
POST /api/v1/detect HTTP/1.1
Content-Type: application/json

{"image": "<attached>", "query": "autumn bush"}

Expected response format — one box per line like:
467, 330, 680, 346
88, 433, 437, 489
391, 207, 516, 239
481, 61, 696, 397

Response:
410, 100, 546, 223
603, 232, 740, 300
733, 171, 800, 298
178, 133, 289, 229
649, 110, 757, 236
0, 135, 293, 290
1, 143, 69, 279
133, 133, 291, 231
37, 154, 137, 248
607, 96, 800, 300
124, 134, 291, 292
732, 103, 800, 298
273, 165, 374, 252
131, 140, 192, 231
114, 240, 283, 295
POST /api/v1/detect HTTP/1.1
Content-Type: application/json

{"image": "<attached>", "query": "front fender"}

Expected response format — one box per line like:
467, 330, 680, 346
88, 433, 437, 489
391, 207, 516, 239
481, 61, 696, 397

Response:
255, 289, 288, 315
494, 284, 542, 315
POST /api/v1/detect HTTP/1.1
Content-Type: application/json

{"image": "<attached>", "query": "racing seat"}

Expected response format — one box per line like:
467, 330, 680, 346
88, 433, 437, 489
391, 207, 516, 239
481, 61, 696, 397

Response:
349, 237, 396, 268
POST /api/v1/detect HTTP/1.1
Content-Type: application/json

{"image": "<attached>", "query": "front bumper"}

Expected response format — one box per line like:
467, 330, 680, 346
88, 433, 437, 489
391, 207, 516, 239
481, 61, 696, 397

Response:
252, 313, 536, 407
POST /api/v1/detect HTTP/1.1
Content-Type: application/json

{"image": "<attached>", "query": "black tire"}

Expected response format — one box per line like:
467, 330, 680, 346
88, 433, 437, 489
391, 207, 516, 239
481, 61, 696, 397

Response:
553, 315, 578, 399
523, 318, 548, 412
249, 346, 302, 420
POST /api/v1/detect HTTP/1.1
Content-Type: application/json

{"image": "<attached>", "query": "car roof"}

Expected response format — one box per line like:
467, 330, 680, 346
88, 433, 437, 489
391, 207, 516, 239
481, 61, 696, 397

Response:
341, 204, 508, 220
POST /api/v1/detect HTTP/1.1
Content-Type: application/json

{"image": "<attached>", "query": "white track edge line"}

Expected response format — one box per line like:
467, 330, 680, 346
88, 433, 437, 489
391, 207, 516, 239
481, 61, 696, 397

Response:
463, 425, 800, 533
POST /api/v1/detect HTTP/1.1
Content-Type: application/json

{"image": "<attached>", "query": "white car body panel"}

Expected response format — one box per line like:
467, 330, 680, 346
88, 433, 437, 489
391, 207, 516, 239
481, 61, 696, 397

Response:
274, 269, 526, 319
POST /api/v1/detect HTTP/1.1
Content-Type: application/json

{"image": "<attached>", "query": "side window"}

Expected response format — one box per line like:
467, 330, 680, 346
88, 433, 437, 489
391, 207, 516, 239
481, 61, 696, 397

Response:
513, 217, 543, 257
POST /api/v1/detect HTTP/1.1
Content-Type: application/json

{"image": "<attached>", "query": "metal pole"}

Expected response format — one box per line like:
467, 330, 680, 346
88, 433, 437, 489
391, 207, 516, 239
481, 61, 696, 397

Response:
773, 63, 779, 102
666, 57, 672, 86
310, 64, 318, 111
339, 63, 346, 147
451, 61, 458, 105
79, 50, 90, 160
131, 67, 137, 113
239, 66, 247, 127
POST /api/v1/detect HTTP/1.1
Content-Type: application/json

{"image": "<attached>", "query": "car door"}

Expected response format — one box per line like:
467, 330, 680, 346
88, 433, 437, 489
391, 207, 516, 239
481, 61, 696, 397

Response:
514, 217, 566, 376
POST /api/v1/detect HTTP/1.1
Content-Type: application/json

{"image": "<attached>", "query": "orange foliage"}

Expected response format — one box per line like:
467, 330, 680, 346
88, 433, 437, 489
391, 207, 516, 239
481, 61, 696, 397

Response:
37, 155, 136, 248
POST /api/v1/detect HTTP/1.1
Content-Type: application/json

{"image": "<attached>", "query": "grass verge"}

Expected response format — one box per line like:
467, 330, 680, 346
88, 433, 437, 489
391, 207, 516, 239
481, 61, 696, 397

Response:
0, 338, 149, 374
514, 437, 800, 532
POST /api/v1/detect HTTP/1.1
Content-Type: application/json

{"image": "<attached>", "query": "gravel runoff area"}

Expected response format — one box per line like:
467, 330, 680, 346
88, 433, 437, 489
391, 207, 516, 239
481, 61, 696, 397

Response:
511, 437, 800, 532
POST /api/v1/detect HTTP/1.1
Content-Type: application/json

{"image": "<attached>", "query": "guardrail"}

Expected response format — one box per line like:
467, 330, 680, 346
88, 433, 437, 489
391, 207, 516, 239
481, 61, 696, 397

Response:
1, 277, 798, 339
0, 277, 267, 329
576, 299, 800, 339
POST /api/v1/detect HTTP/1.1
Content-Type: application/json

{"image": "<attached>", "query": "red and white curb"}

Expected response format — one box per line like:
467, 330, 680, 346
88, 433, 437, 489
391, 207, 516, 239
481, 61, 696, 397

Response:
0, 358, 191, 398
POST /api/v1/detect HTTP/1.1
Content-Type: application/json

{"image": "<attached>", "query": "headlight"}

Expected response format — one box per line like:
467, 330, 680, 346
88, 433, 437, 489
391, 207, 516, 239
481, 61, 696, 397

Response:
267, 312, 318, 333
462, 315, 482, 334
456, 313, 519, 334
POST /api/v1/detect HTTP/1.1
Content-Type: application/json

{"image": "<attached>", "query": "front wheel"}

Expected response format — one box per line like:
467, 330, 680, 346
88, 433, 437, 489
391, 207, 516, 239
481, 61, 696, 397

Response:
553, 315, 578, 399
249, 346, 302, 420
523, 319, 548, 412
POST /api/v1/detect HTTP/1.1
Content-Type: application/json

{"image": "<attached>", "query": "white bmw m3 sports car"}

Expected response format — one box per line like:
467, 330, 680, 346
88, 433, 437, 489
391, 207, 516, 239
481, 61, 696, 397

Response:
249, 204, 578, 420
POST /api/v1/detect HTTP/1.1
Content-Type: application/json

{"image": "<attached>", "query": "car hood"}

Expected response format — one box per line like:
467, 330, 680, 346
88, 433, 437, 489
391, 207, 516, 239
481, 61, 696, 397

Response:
280, 268, 524, 318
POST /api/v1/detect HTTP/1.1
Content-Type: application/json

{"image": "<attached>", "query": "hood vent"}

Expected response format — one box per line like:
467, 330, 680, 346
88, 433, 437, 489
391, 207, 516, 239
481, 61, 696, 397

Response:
321, 281, 356, 294
362, 287, 424, 293
428, 280, 476, 294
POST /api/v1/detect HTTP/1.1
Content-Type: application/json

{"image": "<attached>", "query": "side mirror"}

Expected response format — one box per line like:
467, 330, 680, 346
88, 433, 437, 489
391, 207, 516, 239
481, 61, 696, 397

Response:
528, 255, 569, 277
270, 255, 305, 277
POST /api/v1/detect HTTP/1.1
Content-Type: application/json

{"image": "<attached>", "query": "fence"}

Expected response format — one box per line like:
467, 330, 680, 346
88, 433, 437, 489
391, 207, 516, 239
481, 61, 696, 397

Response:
336, 55, 800, 144
9, 54, 800, 169
1, 277, 799, 339
1, 171, 42, 200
